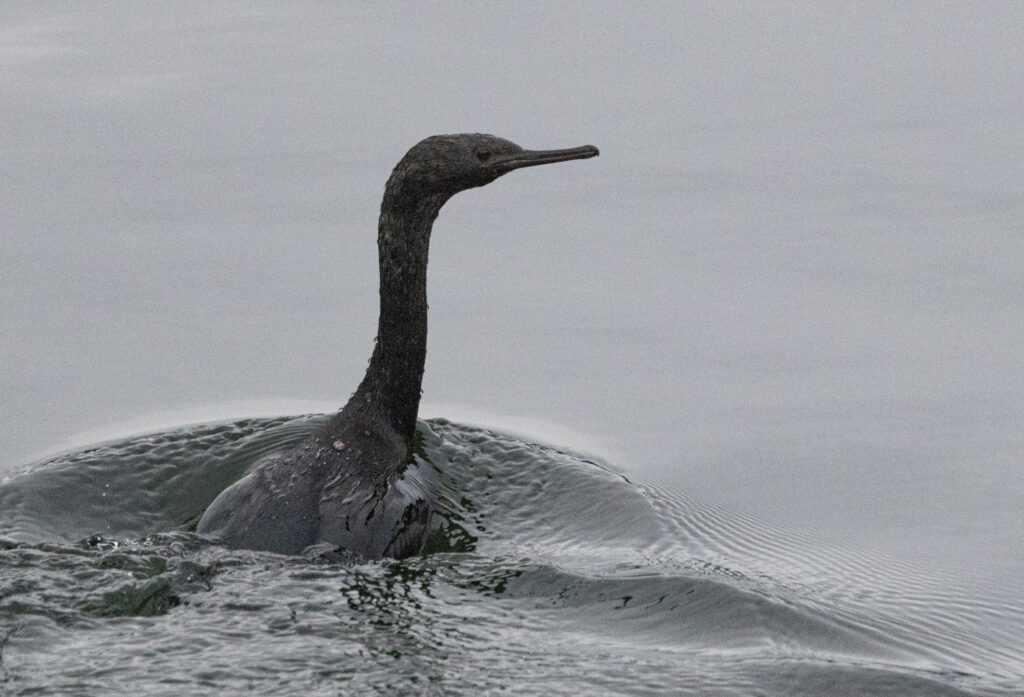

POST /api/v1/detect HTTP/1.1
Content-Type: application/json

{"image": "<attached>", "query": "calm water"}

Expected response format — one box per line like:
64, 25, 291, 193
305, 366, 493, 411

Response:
2, 3, 1022, 695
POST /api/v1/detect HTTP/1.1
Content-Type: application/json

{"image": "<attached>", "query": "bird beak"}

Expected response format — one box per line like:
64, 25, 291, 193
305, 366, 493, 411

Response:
493, 145, 600, 171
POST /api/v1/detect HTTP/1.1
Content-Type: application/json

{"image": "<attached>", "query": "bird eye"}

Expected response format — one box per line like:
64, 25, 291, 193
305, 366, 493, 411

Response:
476, 149, 492, 162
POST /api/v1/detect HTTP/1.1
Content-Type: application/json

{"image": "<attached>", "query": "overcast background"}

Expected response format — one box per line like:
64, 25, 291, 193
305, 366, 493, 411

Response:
2, 3, 1022, 593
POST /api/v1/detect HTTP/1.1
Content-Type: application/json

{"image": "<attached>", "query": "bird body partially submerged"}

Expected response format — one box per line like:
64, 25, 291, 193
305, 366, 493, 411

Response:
197, 134, 598, 558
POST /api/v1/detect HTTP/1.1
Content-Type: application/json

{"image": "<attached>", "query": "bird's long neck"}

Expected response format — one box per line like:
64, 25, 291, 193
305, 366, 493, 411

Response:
343, 192, 446, 445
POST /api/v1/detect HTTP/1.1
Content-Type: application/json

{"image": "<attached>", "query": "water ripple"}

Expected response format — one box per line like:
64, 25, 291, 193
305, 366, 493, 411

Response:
0, 416, 1020, 695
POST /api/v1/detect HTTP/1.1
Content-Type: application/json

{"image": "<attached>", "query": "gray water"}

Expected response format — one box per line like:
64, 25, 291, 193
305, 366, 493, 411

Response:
3, 416, 1022, 695
2, 3, 1022, 695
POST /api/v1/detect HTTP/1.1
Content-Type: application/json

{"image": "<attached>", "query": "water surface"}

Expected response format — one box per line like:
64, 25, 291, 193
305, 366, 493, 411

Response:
2, 417, 1021, 695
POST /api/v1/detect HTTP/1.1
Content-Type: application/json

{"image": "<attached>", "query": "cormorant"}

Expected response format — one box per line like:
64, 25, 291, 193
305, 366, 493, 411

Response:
197, 134, 599, 558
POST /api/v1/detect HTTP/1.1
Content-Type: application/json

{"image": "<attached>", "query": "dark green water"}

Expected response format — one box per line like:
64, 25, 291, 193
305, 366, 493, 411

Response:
1, 416, 1020, 695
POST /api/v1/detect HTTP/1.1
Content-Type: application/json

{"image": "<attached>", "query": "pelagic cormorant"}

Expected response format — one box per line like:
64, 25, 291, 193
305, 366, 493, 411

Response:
197, 134, 598, 558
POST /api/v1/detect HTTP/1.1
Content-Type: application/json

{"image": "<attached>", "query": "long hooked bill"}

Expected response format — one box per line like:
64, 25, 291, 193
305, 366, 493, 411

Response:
497, 145, 600, 170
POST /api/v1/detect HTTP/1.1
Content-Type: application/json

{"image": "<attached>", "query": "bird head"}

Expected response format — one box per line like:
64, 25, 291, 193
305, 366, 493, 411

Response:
385, 133, 598, 208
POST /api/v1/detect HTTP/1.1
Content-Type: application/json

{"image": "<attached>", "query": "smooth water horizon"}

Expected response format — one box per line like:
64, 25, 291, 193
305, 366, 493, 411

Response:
2, 3, 1022, 695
